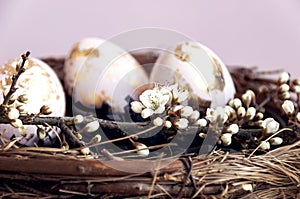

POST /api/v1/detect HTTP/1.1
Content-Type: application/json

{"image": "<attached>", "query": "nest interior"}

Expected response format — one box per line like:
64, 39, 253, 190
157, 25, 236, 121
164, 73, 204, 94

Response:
0, 51, 299, 199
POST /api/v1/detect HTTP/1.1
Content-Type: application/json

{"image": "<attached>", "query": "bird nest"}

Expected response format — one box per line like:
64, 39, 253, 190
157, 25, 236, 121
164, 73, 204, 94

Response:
0, 52, 299, 198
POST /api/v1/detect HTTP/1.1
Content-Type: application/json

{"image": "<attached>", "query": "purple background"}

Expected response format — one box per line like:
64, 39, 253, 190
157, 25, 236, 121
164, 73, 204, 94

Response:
1, 0, 300, 77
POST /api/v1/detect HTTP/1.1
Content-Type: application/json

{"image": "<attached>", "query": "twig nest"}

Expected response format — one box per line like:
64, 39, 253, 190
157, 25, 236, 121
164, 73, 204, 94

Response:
0, 57, 65, 146
64, 37, 149, 112
150, 41, 236, 107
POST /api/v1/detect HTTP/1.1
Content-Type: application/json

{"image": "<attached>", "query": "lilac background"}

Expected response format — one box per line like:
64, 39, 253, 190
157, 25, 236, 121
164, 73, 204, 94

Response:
1, 0, 300, 77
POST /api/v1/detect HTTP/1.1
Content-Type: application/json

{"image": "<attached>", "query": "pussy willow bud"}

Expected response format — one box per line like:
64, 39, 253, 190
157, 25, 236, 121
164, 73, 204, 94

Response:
73, 115, 84, 124
246, 107, 256, 120
237, 107, 246, 118
164, 120, 172, 128
40, 105, 52, 115
225, 124, 239, 134
17, 94, 28, 103
220, 133, 232, 146
84, 121, 100, 133
91, 134, 102, 143
278, 84, 290, 92
134, 142, 149, 157
260, 141, 270, 150
282, 100, 294, 115
81, 147, 90, 155
11, 119, 23, 128
278, 72, 290, 84
269, 137, 283, 146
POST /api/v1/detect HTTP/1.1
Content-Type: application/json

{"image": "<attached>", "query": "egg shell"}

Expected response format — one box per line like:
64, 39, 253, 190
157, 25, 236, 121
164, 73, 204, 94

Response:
150, 41, 236, 107
0, 57, 66, 146
64, 37, 149, 112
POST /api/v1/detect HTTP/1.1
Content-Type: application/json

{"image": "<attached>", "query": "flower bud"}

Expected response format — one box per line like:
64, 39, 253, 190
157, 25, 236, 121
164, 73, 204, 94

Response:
130, 101, 144, 113
269, 137, 283, 146
278, 72, 290, 84
293, 78, 300, 85
282, 100, 294, 115
40, 105, 52, 115
81, 147, 90, 155
229, 98, 242, 109
242, 93, 252, 107
153, 117, 164, 126
237, 107, 246, 118
7, 108, 20, 120
292, 85, 300, 93
73, 115, 84, 124
254, 112, 264, 120
134, 142, 149, 157
11, 119, 23, 128
280, 91, 290, 100
260, 141, 270, 150
141, 108, 154, 119
174, 118, 189, 129
16, 104, 28, 116
246, 107, 256, 120
17, 94, 28, 103
225, 124, 239, 134
278, 84, 290, 92
296, 112, 300, 123
91, 134, 102, 143
220, 133, 232, 146
84, 121, 100, 133
196, 118, 208, 127
180, 106, 193, 117
262, 118, 279, 134
164, 120, 172, 128
242, 184, 254, 192
189, 110, 200, 121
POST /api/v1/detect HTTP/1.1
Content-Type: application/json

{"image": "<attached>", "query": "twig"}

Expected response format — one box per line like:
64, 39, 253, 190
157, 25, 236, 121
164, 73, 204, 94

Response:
0, 51, 30, 115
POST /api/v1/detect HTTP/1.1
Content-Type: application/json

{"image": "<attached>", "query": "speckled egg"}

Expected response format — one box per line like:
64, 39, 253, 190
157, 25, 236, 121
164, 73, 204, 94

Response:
0, 57, 66, 146
150, 41, 236, 107
64, 37, 149, 112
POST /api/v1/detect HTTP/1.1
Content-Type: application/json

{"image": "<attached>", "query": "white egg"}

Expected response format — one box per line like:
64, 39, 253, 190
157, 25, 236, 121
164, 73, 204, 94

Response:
64, 37, 149, 113
0, 57, 66, 146
150, 41, 235, 107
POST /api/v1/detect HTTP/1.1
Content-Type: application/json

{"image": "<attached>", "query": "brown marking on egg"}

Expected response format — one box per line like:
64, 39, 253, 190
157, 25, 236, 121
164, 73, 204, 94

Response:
208, 54, 225, 91
69, 42, 100, 59
174, 44, 190, 62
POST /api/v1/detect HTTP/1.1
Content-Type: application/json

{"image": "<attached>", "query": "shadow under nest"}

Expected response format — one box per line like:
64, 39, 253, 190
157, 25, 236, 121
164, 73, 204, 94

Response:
0, 51, 299, 199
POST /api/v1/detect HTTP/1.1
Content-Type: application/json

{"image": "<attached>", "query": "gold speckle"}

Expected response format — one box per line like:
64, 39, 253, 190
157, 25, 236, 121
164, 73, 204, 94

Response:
174, 44, 190, 62
69, 42, 100, 59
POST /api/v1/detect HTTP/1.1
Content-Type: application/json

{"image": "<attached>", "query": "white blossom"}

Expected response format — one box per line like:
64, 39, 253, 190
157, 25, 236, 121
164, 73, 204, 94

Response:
196, 118, 208, 127
262, 118, 280, 134
153, 117, 164, 126
282, 100, 294, 115
220, 133, 232, 146
139, 87, 170, 118
130, 101, 144, 113
174, 118, 189, 129
169, 83, 189, 103
260, 141, 270, 150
